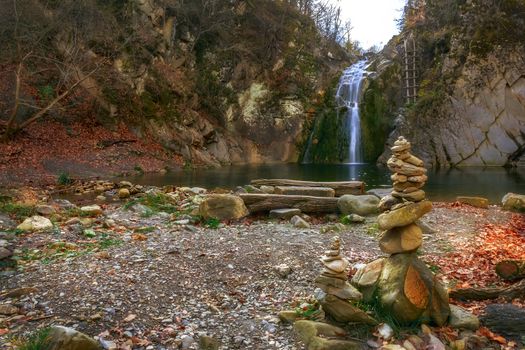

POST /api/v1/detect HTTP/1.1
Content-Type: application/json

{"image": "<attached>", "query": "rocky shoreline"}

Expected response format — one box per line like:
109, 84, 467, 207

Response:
0, 178, 524, 349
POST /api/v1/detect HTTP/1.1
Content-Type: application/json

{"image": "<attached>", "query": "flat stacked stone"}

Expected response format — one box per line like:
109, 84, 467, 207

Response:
387, 136, 427, 203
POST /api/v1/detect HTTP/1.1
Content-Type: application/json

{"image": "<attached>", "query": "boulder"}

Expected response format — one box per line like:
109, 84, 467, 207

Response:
80, 205, 103, 216
269, 208, 301, 219
377, 253, 450, 326
351, 258, 384, 303
291, 215, 310, 228
448, 305, 480, 330
118, 188, 130, 199
377, 201, 432, 230
199, 194, 249, 220
44, 326, 101, 350
17, 216, 53, 232
456, 196, 489, 208
36, 205, 56, 216
379, 223, 423, 254
337, 195, 380, 216
502, 193, 525, 211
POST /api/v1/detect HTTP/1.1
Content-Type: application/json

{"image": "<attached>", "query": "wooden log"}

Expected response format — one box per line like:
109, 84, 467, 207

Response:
449, 279, 525, 301
495, 260, 525, 281
250, 179, 364, 196
239, 194, 339, 213
480, 304, 525, 341
273, 186, 335, 197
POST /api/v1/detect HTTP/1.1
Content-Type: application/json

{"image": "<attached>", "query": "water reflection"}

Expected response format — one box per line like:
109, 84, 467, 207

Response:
124, 164, 525, 203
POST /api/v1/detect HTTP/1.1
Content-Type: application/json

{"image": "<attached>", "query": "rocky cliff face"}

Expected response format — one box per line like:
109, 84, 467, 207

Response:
104, 0, 349, 166
1, 0, 348, 167
379, 47, 525, 167
374, 0, 525, 168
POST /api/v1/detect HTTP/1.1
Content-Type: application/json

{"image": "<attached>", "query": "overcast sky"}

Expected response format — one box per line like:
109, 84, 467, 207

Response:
330, 0, 406, 49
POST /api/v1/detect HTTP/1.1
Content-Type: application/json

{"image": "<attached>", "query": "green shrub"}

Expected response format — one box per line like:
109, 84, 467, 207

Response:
57, 172, 72, 186
17, 327, 51, 350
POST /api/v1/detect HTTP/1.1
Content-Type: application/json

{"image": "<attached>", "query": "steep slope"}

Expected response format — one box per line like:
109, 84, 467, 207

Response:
0, 0, 349, 169
368, 0, 525, 167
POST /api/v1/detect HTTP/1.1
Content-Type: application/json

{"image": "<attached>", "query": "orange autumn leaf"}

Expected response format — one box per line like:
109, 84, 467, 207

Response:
478, 327, 507, 345
131, 234, 147, 241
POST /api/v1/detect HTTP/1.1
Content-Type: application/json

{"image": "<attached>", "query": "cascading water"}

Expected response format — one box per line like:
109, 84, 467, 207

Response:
336, 60, 367, 164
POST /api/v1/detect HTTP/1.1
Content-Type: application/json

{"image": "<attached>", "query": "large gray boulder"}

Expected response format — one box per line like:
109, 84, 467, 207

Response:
337, 195, 379, 216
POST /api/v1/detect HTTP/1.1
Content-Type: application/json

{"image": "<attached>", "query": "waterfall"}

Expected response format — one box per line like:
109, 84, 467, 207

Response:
336, 60, 367, 164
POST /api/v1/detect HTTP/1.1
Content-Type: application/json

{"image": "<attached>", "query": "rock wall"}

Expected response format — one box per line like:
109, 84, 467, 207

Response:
379, 47, 525, 168
107, 1, 349, 166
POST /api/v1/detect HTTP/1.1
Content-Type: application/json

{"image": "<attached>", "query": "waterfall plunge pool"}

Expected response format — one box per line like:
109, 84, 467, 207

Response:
123, 163, 525, 203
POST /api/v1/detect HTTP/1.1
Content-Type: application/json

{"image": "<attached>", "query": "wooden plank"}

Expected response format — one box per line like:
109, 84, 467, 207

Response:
250, 179, 364, 196
239, 194, 339, 213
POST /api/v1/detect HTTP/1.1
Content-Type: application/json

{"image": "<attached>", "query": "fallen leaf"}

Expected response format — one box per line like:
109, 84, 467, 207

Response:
123, 314, 137, 322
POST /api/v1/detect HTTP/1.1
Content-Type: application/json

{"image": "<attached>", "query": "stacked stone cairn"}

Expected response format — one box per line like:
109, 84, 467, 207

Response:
352, 136, 451, 326
314, 237, 378, 325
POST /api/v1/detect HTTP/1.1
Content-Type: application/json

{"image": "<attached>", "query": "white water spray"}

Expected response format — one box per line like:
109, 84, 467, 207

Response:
336, 60, 367, 164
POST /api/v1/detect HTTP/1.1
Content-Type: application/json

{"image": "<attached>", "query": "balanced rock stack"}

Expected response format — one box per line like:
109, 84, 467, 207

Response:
353, 137, 450, 326
387, 136, 427, 203
314, 237, 377, 325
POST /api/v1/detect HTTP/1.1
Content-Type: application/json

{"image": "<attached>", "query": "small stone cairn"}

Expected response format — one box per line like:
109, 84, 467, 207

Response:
353, 136, 451, 326
314, 237, 377, 325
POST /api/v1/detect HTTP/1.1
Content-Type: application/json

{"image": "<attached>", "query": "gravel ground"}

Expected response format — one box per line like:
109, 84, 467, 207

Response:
0, 197, 515, 349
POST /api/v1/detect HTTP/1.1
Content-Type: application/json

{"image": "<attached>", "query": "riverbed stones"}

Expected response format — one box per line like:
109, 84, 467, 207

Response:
17, 216, 53, 232
337, 194, 379, 216
199, 194, 249, 220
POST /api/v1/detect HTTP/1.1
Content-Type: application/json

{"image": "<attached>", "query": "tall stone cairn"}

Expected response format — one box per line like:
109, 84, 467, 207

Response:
352, 136, 450, 326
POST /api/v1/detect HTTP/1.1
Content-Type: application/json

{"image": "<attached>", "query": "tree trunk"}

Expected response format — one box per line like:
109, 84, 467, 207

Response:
274, 186, 335, 197
250, 179, 364, 196
495, 260, 525, 281
449, 279, 525, 301
238, 193, 339, 213
480, 304, 525, 341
